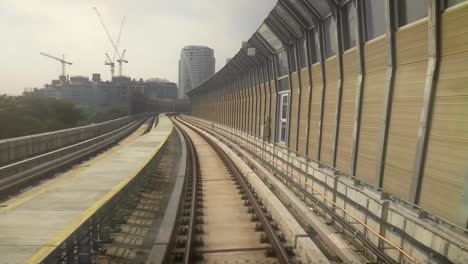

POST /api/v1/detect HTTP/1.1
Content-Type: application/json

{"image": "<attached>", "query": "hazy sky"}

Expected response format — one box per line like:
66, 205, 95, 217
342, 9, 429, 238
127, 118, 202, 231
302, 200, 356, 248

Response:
0, 0, 276, 95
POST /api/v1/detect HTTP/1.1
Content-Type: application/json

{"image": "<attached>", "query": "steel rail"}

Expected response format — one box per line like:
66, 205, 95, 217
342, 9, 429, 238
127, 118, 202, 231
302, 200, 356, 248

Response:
174, 116, 291, 264
171, 117, 198, 264
0, 117, 148, 198
0, 120, 138, 178
181, 116, 423, 264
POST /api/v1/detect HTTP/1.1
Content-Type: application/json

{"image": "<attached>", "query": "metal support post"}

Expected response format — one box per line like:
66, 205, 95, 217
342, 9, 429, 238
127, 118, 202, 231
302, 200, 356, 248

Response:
351, 0, 366, 176
410, 0, 441, 204
77, 222, 92, 264
332, 8, 344, 168
375, 0, 396, 188
317, 24, 327, 161
377, 200, 390, 263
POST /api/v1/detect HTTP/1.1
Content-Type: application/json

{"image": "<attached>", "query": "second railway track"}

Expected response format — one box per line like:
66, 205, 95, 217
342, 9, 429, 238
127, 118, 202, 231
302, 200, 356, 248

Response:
0, 115, 154, 200
170, 116, 294, 264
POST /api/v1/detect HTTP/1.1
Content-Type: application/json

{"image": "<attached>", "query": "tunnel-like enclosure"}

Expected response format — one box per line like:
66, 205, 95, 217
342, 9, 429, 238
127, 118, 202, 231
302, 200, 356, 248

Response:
189, 0, 468, 227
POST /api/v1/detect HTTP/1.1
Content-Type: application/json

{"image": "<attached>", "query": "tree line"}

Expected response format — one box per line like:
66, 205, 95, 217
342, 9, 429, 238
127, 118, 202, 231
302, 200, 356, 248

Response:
0, 95, 128, 140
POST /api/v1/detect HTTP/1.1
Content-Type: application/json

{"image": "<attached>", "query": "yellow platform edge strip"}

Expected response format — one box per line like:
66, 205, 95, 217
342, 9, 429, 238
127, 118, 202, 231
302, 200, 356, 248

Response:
25, 119, 173, 264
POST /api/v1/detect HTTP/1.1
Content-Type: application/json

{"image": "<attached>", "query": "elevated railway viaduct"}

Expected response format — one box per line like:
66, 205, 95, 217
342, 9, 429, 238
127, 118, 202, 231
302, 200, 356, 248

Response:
1, 1, 467, 263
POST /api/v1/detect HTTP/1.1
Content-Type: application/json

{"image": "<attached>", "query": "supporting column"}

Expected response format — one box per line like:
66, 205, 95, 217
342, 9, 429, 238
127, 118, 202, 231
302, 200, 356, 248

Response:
220, 87, 224, 124
248, 71, 254, 135
231, 85, 234, 128
332, 8, 344, 168
242, 77, 248, 133
305, 30, 314, 157
294, 39, 303, 153
377, 200, 391, 263
410, 0, 441, 204
248, 70, 253, 135
262, 65, 268, 140
66, 234, 77, 264
351, 0, 365, 176
224, 86, 228, 125
77, 222, 92, 263
267, 59, 274, 142
375, 0, 396, 188
317, 24, 327, 161
332, 176, 339, 206
273, 55, 280, 142
224, 86, 228, 126
287, 46, 294, 148
237, 80, 242, 131
255, 67, 261, 137
231, 84, 235, 128
462, 171, 468, 228
232, 84, 236, 128
238, 84, 242, 130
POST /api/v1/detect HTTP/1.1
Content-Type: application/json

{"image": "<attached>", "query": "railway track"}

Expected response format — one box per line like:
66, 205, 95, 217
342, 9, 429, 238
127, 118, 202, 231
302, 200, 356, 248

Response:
0, 116, 154, 200
95, 131, 180, 264
170, 116, 294, 264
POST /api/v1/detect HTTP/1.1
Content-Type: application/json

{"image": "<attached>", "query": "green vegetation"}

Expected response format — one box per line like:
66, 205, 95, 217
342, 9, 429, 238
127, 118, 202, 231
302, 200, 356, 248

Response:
83, 105, 129, 124
0, 95, 129, 140
0, 95, 83, 139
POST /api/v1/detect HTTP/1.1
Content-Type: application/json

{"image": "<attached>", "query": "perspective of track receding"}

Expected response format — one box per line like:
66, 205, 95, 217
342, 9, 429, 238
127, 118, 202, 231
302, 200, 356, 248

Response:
96, 131, 180, 263
170, 117, 286, 264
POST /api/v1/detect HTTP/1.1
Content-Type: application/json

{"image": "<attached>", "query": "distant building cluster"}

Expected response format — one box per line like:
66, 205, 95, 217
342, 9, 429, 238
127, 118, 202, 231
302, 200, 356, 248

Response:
24, 74, 189, 113
178, 46, 215, 99
24, 44, 217, 112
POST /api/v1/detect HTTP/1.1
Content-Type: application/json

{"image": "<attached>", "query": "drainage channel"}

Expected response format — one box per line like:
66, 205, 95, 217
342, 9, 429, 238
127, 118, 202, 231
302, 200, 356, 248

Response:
168, 117, 294, 264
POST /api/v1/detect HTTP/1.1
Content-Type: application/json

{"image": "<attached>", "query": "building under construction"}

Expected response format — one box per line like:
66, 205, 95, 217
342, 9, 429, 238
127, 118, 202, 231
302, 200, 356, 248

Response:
24, 74, 189, 114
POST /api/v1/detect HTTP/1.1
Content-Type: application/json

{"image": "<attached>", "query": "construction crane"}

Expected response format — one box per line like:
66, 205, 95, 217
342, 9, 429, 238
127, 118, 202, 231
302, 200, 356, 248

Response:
103, 18, 124, 79
114, 18, 128, 77
40, 52, 72, 76
93, 7, 129, 77
105, 53, 115, 78
113, 17, 126, 62
117, 49, 128, 76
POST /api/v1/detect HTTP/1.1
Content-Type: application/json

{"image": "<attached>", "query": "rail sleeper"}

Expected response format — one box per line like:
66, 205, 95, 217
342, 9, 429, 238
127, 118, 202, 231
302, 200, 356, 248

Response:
182, 119, 331, 264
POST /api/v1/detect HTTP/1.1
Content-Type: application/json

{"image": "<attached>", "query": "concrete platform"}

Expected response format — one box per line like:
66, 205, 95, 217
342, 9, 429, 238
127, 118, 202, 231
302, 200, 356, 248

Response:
0, 114, 173, 264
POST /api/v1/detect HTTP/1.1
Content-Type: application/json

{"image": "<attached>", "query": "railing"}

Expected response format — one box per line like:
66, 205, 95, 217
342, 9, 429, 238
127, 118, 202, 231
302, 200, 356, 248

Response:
0, 113, 150, 166
182, 115, 468, 264
0, 115, 151, 197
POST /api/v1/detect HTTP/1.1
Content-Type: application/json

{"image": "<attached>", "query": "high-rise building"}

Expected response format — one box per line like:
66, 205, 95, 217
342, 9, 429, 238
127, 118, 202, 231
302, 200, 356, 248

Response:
178, 46, 215, 99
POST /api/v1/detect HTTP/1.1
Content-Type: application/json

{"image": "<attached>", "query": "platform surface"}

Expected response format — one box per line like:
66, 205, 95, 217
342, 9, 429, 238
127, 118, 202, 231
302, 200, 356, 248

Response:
0, 114, 173, 264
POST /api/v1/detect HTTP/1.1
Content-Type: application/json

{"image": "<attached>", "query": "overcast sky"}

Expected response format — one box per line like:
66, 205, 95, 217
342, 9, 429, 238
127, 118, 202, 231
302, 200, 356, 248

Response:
0, 0, 276, 95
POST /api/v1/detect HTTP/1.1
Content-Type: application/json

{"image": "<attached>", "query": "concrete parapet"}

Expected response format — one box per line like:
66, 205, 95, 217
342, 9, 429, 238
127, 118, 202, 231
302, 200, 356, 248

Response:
0, 113, 149, 167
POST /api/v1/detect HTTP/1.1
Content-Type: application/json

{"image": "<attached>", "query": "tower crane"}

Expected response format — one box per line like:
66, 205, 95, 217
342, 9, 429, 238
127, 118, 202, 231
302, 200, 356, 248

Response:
113, 17, 126, 62
117, 49, 128, 76
103, 18, 124, 79
93, 7, 129, 77
105, 53, 115, 78
40, 52, 72, 76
